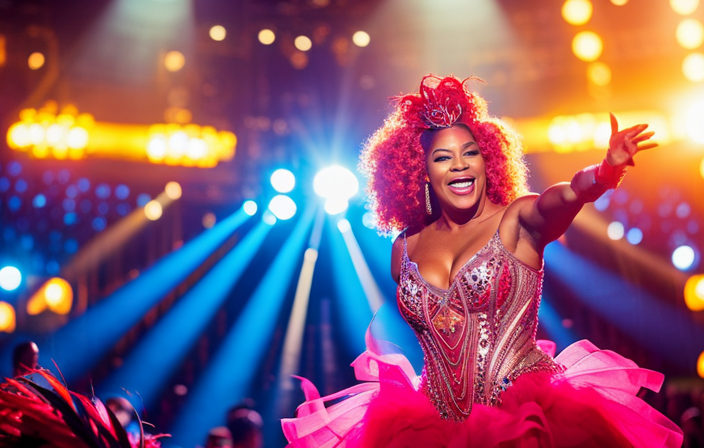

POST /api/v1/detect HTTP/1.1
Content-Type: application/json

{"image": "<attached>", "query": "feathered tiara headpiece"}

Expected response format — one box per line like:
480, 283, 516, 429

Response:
397, 75, 487, 130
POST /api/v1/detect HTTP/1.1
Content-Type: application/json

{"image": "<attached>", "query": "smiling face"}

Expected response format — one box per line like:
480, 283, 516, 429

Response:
424, 124, 487, 218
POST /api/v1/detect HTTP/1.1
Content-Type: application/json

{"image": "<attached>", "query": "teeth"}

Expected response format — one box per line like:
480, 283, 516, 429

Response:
450, 180, 474, 188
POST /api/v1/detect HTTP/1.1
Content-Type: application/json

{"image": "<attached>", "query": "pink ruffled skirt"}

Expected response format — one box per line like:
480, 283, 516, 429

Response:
281, 340, 683, 448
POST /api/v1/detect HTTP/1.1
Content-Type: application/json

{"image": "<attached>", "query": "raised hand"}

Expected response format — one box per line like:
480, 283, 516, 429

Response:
607, 112, 658, 167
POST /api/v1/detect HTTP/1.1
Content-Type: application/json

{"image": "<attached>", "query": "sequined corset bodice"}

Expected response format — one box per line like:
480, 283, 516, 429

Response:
397, 231, 562, 421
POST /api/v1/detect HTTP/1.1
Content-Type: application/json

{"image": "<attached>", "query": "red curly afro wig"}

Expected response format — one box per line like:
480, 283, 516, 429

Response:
359, 75, 529, 234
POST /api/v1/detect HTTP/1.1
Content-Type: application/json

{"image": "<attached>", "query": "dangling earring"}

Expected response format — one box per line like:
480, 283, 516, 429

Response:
425, 182, 432, 215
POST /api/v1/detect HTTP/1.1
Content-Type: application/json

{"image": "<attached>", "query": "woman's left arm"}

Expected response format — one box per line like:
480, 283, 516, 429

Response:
517, 113, 658, 248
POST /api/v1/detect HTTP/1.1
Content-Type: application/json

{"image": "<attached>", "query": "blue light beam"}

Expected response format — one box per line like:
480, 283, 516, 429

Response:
38, 208, 253, 383
536, 286, 579, 352
169, 205, 316, 448
326, 218, 375, 355
98, 220, 272, 408
545, 241, 704, 369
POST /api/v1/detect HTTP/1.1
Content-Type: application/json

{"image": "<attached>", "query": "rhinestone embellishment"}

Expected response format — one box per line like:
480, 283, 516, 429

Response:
398, 231, 563, 421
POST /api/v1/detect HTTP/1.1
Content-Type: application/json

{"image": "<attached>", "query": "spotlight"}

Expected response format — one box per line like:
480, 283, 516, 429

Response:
164, 50, 185, 72
337, 219, 351, 233
684, 274, 704, 311
0, 266, 21, 291
670, 0, 699, 15
262, 210, 277, 225
144, 200, 163, 221
258, 29, 276, 45
0, 302, 15, 333
324, 198, 349, 215
676, 19, 704, 49
270, 169, 295, 193
165, 181, 182, 200
352, 31, 371, 47
28, 52, 45, 70
683, 53, 704, 83
562, 0, 593, 26
243, 200, 258, 216
313, 166, 359, 200
672, 245, 698, 270
209, 25, 227, 41
294, 35, 312, 52
27, 277, 73, 315
606, 221, 624, 240
572, 31, 603, 62
268, 195, 296, 220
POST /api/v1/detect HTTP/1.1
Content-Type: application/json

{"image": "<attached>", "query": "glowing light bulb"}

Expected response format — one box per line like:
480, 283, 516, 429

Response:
165, 181, 182, 200
607, 221, 624, 240
572, 31, 603, 62
164, 51, 185, 72
28, 52, 45, 70
562, 0, 593, 26
294, 35, 312, 52
670, 0, 699, 15
209, 25, 226, 41
683, 53, 704, 82
677, 19, 704, 49
352, 31, 371, 47
684, 274, 704, 311
144, 200, 163, 220
0, 302, 15, 333
258, 29, 276, 45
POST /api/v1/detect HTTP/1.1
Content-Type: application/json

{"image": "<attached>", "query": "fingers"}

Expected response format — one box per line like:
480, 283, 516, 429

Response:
636, 141, 659, 151
620, 123, 649, 135
631, 131, 655, 144
610, 112, 618, 135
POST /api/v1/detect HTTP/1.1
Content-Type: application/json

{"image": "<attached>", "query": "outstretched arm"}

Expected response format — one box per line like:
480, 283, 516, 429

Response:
517, 113, 658, 249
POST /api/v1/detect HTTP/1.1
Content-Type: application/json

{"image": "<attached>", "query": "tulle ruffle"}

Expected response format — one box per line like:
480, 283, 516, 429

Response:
281, 336, 683, 448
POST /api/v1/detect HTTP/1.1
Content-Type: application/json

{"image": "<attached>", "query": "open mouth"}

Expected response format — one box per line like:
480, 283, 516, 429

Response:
448, 179, 475, 188
447, 177, 475, 195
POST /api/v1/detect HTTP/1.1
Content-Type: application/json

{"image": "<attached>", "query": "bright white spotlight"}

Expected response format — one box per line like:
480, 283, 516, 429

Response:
270, 169, 296, 193
337, 219, 351, 233
606, 221, 624, 240
313, 166, 359, 199
673, 245, 697, 270
243, 200, 258, 216
144, 200, 163, 221
269, 195, 297, 220
0, 266, 22, 291
262, 210, 277, 225
324, 198, 349, 215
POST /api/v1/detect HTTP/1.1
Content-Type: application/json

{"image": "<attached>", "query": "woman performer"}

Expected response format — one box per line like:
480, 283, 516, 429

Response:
282, 75, 683, 447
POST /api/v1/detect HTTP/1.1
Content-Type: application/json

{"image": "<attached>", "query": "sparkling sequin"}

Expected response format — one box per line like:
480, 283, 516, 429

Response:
398, 231, 563, 421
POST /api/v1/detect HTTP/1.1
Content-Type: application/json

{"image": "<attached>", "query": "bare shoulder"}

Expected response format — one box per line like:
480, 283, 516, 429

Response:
500, 194, 538, 232
505, 193, 539, 219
